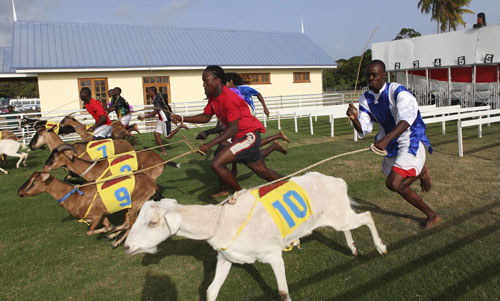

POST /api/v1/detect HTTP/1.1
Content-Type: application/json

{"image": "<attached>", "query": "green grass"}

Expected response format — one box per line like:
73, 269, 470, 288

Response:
1, 117, 499, 300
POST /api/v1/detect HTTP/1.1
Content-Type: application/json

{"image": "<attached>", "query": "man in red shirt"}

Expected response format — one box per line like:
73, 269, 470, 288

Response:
80, 87, 112, 139
171, 65, 279, 193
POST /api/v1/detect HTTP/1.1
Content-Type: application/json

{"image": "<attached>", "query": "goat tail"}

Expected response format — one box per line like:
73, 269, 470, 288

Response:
165, 161, 181, 168
349, 197, 360, 207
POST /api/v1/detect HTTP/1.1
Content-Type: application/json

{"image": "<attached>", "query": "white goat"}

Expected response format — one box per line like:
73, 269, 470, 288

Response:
124, 172, 387, 301
0, 139, 28, 174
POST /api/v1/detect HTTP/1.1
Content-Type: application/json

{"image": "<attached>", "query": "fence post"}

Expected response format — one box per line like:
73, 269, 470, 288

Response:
457, 120, 463, 157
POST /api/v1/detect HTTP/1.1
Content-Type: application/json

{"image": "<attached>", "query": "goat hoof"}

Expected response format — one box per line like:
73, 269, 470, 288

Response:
111, 244, 119, 249
377, 245, 388, 255
352, 250, 359, 256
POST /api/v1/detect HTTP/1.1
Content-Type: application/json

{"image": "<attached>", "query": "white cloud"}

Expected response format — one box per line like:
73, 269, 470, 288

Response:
112, 3, 139, 19
152, 0, 199, 25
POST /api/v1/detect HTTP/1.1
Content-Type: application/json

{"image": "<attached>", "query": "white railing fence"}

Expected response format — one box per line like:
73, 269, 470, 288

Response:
1, 93, 345, 144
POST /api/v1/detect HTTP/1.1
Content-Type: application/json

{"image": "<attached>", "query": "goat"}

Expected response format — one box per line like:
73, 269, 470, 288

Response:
111, 120, 138, 145
29, 127, 134, 161
60, 115, 137, 144
20, 118, 75, 135
124, 172, 387, 301
0, 139, 29, 174
0, 130, 18, 141
43, 144, 180, 182
18, 171, 160, 248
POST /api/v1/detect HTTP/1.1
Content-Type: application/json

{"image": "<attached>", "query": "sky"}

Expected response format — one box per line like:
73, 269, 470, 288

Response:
0, 0, 498, 61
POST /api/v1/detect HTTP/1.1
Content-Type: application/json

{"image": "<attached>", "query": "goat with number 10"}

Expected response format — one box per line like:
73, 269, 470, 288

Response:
124, 172, 387, 301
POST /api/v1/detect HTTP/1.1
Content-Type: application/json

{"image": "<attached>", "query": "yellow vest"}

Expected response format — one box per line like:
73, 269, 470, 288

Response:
107, 151, 139, 176
45, 121, 60, 134
251, 180, 313, 238
85, 139, 115, 160
97, 174, 135, 214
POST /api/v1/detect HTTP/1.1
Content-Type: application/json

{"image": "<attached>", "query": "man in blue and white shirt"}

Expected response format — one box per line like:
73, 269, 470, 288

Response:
347, 60, 440, 229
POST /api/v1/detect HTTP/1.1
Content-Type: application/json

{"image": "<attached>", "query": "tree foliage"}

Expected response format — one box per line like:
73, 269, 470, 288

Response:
394, 28, 422, 40
418, 0, 473, 33
323, 49, 372, 91
0, 79, 39, 98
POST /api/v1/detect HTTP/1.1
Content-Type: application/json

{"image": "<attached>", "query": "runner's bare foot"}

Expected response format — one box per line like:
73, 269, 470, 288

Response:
161, 151, 167, 155
179, 123, 189, 130
273, 142, 287, 155
421, 215, 441, 229
210, 191, 229, 198
279, 130, 290, 143
419, 165, 432, 193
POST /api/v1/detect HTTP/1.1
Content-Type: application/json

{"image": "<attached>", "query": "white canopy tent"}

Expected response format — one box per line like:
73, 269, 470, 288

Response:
373, 24, 500, 108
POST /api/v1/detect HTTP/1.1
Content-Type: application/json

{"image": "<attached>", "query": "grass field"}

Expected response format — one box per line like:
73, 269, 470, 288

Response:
1, 117, 499, 300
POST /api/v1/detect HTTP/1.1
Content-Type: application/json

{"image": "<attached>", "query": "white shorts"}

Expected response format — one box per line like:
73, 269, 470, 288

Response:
382, 142, 426, 177
155, 120, 168, 137
93, 124, 112, 138
120, 114, 132, 127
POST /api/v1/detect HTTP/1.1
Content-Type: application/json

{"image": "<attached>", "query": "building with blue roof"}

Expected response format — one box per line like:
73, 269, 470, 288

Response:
8, 21, 336, 112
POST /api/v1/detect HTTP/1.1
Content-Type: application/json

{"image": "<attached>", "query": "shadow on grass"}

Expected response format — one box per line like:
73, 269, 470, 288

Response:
334, 223, 500, 299
429, 259, 500, 300
429, 130, 497, 148
236, 265, 281, 300
300, 231, 353, 255
141, 271, 178, 301
247, 200, 500, 300
353, 197, 423, 224
464, 141, 500, 156
141, 238, 217, 301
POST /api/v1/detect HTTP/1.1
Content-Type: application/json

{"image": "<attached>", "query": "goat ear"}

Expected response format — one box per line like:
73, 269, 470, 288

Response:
164, 210, 182, 235
40, 172, 51, 181
63, 150, 74, 160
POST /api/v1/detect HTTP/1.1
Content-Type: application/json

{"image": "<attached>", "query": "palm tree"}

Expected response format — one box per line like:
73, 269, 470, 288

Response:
418, 0, 473, 33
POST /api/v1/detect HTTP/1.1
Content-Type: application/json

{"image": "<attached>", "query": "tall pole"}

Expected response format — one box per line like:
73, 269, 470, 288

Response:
11, 0, 17, 22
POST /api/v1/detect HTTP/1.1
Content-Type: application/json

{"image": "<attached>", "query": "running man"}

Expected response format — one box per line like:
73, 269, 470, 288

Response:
171, 65, 280, 194
80, 87, 112, 140
346, 60, 440, 229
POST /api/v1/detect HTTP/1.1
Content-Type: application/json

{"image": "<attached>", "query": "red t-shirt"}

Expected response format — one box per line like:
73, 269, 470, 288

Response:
85, 98, 111, 125
203, 86, 265, 140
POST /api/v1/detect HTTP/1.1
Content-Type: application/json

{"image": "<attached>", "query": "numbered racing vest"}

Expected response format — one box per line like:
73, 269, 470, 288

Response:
251, 180, 313, 238
45, 121, 60, 134
85, 139, 115, 160
107, 151, 139, 176
97, 174, 135, 213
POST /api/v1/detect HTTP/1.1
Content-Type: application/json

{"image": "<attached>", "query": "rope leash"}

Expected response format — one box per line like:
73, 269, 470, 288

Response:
254, 147, 371, 190
74, 148, 202, 189
370, 143, 388, 156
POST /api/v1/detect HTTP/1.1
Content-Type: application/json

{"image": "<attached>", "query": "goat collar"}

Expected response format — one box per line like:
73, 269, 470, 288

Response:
80, 160, 98, 177
206, 199, 230, 242
57, 187, 84, 203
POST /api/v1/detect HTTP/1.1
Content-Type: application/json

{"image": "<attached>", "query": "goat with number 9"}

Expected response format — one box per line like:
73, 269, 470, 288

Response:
124, 172, 387, 301
18, 171, 161, 248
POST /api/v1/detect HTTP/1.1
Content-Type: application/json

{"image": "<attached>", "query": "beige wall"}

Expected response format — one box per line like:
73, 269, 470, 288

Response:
37, 68, 323, 113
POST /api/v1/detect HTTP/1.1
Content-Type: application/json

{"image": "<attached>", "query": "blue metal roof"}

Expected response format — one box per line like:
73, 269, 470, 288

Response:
0, 48, 14, 73
11, 21, 336, 70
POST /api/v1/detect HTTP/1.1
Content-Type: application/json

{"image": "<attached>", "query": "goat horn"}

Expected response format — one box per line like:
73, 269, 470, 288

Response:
55, 144, 77, 154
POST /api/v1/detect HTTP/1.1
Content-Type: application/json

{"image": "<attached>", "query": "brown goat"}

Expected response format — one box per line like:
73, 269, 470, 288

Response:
18, 171, 160, 247
60, 115, 137, 144
1, 130, 18, 141
29, 127, 134, 161
43, 144, 179, 182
